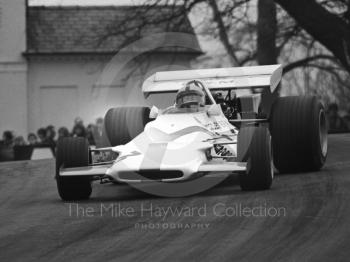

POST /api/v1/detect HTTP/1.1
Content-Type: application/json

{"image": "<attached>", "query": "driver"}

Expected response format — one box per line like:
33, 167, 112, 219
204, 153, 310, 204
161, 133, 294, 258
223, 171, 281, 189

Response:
175, 80, 206, 109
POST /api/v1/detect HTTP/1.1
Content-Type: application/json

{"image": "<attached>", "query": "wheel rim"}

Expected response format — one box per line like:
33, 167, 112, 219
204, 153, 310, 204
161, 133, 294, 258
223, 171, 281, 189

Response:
319, 109, 328, 157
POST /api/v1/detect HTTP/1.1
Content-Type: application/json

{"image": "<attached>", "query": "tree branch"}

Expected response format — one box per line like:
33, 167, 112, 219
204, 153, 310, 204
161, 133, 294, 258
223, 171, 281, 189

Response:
283, 55, 338, 74
274, 0, 350, 71
208, 0, 240, 65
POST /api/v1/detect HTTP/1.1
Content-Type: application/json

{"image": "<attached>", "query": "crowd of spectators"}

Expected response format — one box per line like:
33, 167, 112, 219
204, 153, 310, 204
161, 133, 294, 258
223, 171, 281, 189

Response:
0, 117, 107, 161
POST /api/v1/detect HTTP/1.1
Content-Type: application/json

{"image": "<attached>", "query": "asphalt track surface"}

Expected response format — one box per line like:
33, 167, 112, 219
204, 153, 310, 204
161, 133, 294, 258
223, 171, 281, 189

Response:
0, 134, 350, 262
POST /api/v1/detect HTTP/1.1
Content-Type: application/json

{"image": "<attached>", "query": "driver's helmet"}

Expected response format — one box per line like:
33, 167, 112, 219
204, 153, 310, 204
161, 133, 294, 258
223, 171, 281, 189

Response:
176, 80, 205, 108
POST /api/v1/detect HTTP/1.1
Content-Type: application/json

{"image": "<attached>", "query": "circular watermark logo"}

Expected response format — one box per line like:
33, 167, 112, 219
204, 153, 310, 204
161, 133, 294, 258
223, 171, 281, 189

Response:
93, 32, 246, 197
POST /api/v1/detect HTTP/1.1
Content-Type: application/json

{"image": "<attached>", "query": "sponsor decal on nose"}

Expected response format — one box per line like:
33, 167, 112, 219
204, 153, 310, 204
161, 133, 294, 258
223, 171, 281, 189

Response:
140, 143, 168, 170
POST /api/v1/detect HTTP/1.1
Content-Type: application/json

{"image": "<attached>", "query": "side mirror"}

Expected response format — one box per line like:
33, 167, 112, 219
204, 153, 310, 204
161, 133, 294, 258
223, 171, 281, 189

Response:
208, 104, 222, 116
149, 106, 159, 119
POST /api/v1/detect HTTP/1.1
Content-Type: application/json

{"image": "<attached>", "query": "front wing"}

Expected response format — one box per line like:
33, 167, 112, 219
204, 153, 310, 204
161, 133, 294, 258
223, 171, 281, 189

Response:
59, 160, 247, 182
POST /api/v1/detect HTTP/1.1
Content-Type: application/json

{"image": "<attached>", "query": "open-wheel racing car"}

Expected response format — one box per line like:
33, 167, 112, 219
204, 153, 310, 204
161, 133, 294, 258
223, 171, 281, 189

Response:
55, 65, 328, 200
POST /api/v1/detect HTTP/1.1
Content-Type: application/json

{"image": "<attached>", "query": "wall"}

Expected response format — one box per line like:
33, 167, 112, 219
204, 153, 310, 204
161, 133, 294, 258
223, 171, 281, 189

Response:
0, 0, 28, 136
0, 64, 28, 136
0, 0, 26, 62
27, 53, 195, 133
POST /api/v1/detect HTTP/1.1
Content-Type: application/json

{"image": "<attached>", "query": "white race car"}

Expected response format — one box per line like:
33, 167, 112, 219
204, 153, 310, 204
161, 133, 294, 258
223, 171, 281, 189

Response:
56, 65, 328, 200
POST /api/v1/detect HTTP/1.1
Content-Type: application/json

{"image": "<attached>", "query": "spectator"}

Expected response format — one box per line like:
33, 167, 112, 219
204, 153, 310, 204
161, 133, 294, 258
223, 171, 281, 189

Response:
344, 106, 350, 131
27, 133, 38, 145
14, 136, 26, 146
46, 125, 56, 147
344, 115, 350, 131
326, 103, 348, 133
72, 123, 86, 138
72, 117, 86, 138
74, 117, 84, 126
2, 131, 14, 146
86, 124, 96, 145
0, 131, 14, 161
58, 127, 70, 139
93, 117, 110, 147
37, 128, 48, 145
46, 125, 56, 138
96, 118, 104, 136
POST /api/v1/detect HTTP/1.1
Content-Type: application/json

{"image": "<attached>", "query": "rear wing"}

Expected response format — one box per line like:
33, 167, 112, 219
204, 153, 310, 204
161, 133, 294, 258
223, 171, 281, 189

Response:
142, 64, 282, 97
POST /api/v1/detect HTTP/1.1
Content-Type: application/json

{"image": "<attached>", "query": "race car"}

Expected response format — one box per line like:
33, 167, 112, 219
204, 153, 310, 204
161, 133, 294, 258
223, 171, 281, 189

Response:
55, 65, 328, 200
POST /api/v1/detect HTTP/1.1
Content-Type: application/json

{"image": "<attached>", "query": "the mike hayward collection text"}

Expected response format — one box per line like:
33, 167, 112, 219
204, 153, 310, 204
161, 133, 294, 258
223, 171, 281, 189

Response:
68, 202, 286, 219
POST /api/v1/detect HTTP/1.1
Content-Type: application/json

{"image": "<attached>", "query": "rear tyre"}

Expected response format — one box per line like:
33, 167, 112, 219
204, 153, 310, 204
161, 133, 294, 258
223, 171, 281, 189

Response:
270, 96, 327, 173
56, 137, 92, 201
238, 126, 273, 191
104, 107, 151, 146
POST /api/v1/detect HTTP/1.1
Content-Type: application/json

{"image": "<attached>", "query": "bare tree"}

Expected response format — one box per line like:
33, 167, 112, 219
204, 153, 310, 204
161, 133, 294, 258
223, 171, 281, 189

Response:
257, 0, 277, 65
89, 0, 350, 106
274, 0, 350, 71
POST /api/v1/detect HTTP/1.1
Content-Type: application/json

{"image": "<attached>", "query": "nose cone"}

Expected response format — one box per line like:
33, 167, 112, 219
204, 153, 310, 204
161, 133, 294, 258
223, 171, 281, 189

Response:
107, 134, 210, 180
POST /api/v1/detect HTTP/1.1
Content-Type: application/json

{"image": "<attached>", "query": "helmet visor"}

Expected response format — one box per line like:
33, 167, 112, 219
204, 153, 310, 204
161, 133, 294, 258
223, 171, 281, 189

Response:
177, 94, 204, 107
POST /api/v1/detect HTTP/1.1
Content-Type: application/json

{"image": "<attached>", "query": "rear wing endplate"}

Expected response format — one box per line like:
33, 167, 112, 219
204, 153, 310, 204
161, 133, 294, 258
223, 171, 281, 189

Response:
142, 64, 282, 97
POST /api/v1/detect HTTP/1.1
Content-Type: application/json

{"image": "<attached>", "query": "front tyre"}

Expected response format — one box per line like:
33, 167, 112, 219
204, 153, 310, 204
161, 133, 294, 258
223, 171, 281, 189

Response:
56, 137, 92, 201
238, 126, 273, 191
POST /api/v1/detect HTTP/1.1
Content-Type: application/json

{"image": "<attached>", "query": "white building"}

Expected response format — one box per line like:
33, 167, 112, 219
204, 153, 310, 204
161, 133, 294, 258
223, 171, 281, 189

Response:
0, 0, 202, 136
